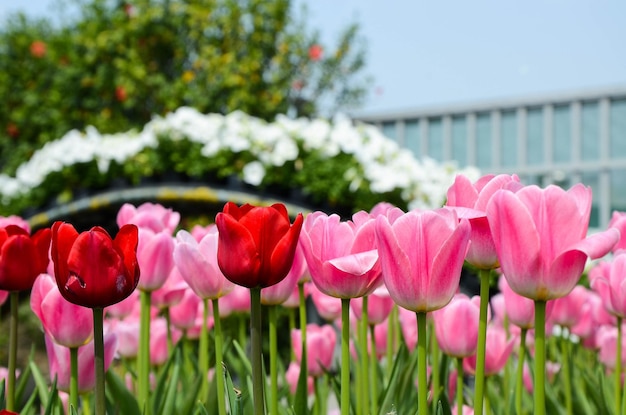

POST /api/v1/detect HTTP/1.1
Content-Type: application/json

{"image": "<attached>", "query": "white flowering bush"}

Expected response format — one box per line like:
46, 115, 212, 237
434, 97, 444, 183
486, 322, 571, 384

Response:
0, 107, 479, 216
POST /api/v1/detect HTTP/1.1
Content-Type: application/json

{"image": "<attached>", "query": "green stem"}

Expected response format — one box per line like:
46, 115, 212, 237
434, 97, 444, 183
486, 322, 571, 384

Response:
341, 298, 351, 415
534, 300, 547, 415
417, 312, 428, 415
212, 298, 227, 415
617, 318, 623, 415
360, 296, 369, 414
314, 375, 328, 415
386, 304, 397, 381
250, 287, 265, 415
93, 307, 106, 415
7, 291, 18, 411
456, 357, 464, 413
70, 346, 79, 412
473, 268, 491, 415
515, 328, 527, 415
298, 282, 308, 387
269, 305, 278, 415
431, 319, 440, 405
82, 392, 92, 415
484, 376, 491, 415
369, 325, 379, 415
138, 290, 152, 413
164, 307, 173, 354
288, 307, 296, 361
199, 298, 209, 403
561, 329, 573, 415
238, 314, 247, 351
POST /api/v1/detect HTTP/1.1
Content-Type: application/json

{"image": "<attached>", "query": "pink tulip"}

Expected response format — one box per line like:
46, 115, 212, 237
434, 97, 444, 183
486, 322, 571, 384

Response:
0, 289, 8, 306
591, 254, 626, 319
117, 202, 180, 234
174, 228, 234, 300
0, 215, 30, 232
186, 301, 215, 340
31, 274, 93, 348
608, 211, 626, 253
548, 285, 591, 329
446, 173, 521, 269
169, 288, 202, 331
398, 306, 418, 351
350, 286, 394, 325
150, 317, 181, 366
464, 324, 515, 376
285, 362, 313, 395
136, 228, 175, 292
45, 332, 117, 393
498, 276, 536, 330
291, 324, 336, 377
597, 325, 626, 370
309, 283, 342, 321
261, 243, 303, 305
299, 211, 382, 299
433, 294, 479, 358
487, 184, 619, 300
375, 208, 470, 312
281, 283, 305, 308
105, 290, 139, 320
219, 284, 250, 317
112, 319, 140, 358
152, 267, 188, 310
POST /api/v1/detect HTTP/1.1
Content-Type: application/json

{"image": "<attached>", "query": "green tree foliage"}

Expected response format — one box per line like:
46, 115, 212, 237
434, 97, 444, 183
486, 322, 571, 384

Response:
0, 0, 369, 174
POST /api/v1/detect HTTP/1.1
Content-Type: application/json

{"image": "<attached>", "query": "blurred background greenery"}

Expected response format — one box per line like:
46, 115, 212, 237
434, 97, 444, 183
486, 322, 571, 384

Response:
0, 0, 370, 176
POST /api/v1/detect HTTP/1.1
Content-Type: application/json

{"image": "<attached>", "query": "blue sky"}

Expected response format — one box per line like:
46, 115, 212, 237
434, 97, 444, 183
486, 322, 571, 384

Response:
3, 0, 625, 115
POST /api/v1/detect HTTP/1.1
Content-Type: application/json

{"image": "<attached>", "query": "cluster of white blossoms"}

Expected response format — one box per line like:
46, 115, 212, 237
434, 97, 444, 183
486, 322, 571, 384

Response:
0, 107, 479, 210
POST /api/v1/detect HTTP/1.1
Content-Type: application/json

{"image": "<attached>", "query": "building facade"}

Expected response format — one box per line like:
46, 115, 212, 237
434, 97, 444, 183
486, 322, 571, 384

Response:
355, 85, 626, 230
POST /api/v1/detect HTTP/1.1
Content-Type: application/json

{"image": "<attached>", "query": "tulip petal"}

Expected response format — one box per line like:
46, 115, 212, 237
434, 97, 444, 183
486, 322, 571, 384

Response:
328, 250, 378, 276
487, 190, 542, 297
216, 212, 260, 287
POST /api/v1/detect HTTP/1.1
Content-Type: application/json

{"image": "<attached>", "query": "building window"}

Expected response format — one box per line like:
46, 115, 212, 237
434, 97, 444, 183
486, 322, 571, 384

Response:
500, 110, 517, 167
611, 169, 626, 214
553, 105, 571, 163
610, 99, 626, 159
582, 102, 600, 161
428, 117, 443, 161
475, 112, 491, 168
582, 172, 600, 229
382, 122, 397, 142
404, 120, 421, 157
527, 107, 543, 166
451, 116, 467, 166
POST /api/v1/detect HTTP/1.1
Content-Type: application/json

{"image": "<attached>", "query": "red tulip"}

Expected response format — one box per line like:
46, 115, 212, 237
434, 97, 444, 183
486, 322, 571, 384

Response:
215, 202, 303, 288
0, 225, 51, 292
51, 222, 140, 308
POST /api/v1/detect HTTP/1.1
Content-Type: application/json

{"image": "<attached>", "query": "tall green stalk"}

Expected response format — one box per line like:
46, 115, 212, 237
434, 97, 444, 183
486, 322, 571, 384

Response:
250, 287, 265, 415
212, 298, 227, 415
515, 328, 527, 415
70, 346, 79, 411
534, 300, 547, 415
417, 312, 428, 415
7, 291, 18, 411
616, 318, 623, 415
456, 357, 464, 412
386, 304, 397, 381
561, 329, 573, 415
431, 320, 440, 405
341, 298, 351, 415
138, 290, 152, 413
473, 269, 491, 415
93, 307, 106, 415
369, 324, 379, 415
360, 296, 369, 414
268, 305, 279, 415
199, 298, 210, 403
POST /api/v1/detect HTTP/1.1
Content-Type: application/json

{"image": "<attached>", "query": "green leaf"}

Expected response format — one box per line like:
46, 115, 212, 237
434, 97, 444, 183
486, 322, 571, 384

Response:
105, 370, 141, 415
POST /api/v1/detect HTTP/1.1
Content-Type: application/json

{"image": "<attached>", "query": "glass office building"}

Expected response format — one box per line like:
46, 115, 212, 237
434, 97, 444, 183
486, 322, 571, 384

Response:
356, 86, 626, 230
